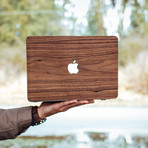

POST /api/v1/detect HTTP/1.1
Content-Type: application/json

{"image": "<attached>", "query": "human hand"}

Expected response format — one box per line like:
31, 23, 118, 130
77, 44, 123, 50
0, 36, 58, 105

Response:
37, 99, 94, 119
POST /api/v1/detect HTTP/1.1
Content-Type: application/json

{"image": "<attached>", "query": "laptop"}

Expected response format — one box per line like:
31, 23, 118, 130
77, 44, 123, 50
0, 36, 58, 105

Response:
26, 36, 118, 102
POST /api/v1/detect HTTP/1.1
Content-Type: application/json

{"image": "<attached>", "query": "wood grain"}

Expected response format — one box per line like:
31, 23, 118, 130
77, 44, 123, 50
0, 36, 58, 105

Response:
26, 36, 118, 102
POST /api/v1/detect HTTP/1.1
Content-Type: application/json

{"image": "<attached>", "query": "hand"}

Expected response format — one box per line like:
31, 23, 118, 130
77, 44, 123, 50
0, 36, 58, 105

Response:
37, 99, 94, 119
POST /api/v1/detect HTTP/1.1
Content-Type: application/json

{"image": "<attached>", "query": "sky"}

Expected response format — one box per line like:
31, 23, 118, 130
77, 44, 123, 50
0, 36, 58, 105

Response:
69, 0, 131, 37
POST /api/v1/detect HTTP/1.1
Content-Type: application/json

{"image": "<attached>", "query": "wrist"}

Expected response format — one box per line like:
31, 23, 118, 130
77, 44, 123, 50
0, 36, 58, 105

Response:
31, 106, 47, 126
37, 106, 46, 119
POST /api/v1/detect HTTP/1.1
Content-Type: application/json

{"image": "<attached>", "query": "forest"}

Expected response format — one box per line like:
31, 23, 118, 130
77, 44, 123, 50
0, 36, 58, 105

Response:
0, 0, 148, 104
0, 0, 148, 147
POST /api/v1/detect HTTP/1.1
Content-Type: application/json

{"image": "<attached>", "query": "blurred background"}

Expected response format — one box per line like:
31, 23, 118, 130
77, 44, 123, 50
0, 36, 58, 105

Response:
0, 0, 148, 147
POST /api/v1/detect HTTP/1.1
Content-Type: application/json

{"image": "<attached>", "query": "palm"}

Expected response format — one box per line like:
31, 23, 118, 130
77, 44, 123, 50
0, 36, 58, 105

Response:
38, 100, 94, 119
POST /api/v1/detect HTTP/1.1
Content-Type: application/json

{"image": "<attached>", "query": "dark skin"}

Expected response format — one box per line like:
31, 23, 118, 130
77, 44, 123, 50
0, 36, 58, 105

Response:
37, 99, 94, 119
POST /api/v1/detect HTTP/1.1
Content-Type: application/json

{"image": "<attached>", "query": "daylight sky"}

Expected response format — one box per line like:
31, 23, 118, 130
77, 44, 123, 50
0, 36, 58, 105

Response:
70, 0, 131, 38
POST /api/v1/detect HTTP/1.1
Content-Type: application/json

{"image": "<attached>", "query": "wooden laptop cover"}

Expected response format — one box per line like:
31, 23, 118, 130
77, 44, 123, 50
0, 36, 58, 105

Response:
26, 36, 118, 102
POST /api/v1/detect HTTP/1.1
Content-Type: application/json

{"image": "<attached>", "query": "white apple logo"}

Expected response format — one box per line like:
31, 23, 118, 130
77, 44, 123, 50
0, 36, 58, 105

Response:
68, 60, 79, 74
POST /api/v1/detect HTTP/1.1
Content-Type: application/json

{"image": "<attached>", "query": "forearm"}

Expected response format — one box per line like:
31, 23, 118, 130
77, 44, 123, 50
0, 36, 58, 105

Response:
0, 106, 32, 140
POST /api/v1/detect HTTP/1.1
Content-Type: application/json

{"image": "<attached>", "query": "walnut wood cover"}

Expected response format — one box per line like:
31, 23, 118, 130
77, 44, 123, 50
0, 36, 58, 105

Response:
26, 36, 118, 102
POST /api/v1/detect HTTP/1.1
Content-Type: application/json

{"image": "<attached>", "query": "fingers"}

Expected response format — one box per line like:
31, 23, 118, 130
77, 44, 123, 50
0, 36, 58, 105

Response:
86, 99, 94, 103
41, 99, 94, 107
53, 100, 78, 109
60, 99, 94, 112
41, 101, 64, 106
